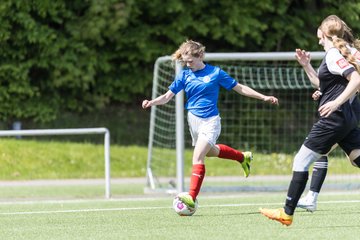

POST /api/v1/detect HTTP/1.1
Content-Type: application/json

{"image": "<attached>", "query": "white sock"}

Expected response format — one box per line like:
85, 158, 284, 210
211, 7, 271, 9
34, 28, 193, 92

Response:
307, 190, 318, 202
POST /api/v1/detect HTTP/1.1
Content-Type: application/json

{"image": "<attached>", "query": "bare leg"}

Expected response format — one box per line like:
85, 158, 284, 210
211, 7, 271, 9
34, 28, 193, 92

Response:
188, 138, 212, 200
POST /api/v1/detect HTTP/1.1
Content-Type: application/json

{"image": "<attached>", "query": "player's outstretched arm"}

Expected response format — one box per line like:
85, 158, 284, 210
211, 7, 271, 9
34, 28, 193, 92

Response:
295, 49, 320, 88
142, 90, 175, 109
232, 83, 279, 105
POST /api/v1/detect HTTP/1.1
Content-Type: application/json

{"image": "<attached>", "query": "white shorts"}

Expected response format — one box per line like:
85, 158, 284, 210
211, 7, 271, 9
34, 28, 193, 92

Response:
187, 112, 221, 147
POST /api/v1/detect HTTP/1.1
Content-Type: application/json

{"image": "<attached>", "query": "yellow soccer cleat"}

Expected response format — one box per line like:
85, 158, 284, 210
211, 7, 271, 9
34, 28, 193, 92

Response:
241, 151, 253, 177
177, 192, 196, 209
259, 208, 293, 226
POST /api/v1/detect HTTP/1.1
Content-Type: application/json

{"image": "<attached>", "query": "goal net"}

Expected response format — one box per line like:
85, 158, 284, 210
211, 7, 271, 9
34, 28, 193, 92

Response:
146, 52, 360, 194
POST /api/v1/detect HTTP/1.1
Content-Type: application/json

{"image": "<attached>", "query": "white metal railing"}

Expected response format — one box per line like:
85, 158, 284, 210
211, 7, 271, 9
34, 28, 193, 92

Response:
0, 128, 111, 199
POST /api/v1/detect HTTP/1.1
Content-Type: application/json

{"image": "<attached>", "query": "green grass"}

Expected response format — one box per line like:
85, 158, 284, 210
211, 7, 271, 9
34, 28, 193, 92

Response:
1, 139, 359, 239
0, 183, 146, 199
0, 138, 358, 180
0, 138, 148, 179
0, 192, 359, 240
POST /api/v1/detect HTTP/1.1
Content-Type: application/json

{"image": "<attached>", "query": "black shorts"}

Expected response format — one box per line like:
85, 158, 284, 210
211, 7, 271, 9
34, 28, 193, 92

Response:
304, 105, 359, 154
338, 127, 360, 155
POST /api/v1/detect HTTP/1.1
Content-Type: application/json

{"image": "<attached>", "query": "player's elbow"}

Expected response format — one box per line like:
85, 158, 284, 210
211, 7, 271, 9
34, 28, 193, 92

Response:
163, 91, 175, 103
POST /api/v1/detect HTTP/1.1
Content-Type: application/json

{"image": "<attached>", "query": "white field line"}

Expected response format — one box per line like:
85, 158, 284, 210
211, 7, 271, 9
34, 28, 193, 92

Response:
0, 200, 360, 216
0, 190, 358, 205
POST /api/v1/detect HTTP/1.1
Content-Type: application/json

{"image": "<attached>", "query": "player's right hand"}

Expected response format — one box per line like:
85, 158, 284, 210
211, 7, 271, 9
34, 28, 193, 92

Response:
142, 100, 151, 109
295, 49, 311, 67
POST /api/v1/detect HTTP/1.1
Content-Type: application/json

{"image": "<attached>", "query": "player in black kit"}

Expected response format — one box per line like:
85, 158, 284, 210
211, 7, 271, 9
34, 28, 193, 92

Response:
297, 17, 360, 212
260, 15, 360, 226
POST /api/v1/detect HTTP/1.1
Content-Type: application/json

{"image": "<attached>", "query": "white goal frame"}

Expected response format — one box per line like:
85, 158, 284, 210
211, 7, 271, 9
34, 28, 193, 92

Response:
0, 127, 111, 199
147, 51, 325, 193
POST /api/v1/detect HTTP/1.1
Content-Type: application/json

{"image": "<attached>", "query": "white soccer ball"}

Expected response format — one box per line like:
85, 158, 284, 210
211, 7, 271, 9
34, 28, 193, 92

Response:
172, 192, 198, 216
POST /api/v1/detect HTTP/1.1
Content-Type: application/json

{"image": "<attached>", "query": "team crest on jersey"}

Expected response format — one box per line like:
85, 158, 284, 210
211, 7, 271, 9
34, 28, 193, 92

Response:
203, 76, 210, 83
336, 58, 349, 69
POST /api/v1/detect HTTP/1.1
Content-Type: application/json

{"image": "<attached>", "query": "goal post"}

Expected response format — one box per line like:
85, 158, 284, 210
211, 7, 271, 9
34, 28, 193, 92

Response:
146, 51, 359, 194
0, 128, 111, 198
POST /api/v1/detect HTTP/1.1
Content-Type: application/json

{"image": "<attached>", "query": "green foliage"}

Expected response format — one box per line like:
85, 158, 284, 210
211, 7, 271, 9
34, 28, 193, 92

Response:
1, 0, 360, 124
0, 0, 135, 122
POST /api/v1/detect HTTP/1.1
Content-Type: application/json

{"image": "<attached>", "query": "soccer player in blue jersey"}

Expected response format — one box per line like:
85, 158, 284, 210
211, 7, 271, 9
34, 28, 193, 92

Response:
142, 40, 278, 208
260, 15, 360, 226
296, 18, 360, 212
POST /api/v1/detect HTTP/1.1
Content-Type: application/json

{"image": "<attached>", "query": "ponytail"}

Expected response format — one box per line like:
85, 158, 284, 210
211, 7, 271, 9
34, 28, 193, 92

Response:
333, 36, 360, 73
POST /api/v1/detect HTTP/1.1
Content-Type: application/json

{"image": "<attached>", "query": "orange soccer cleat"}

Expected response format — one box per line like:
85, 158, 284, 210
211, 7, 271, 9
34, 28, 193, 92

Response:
259, 208, 293, 226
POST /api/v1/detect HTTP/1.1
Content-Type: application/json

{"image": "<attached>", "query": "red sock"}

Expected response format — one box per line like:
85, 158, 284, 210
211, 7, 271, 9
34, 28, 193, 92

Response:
188, 164, 205, 201
217, 144, 244, 162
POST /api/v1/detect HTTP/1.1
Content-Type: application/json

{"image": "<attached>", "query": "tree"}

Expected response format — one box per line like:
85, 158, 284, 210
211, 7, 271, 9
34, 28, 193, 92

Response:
0, 0, 359, 123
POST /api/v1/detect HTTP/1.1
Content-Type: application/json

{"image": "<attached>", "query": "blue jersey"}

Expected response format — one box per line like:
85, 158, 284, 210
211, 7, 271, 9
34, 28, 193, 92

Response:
169, 63, 237, 118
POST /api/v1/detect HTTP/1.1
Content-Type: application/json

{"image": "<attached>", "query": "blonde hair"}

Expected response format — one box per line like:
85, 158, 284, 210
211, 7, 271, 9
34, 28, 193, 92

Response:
319, 15, 360, 72
171, 40, 205, 66
342, 20, 360, 50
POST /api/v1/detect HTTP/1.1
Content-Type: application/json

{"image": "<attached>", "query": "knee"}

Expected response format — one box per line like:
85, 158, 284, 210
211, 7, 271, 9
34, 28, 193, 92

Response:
206, 145, 219, 157
292, 150, 320, 172
293, 152, 309, 171
350, 155, 360, 168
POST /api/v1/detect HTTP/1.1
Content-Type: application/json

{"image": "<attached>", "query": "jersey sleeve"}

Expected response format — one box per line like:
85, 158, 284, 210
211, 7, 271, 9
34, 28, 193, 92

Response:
326, 48, 355, 78
218, 68, 237, 90
350, 47, 360, 65
168, 71, 185, 94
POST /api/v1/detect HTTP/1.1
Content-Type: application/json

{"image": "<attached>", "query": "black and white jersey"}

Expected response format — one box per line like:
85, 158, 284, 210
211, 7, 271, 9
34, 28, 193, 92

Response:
317, 47, 355, 108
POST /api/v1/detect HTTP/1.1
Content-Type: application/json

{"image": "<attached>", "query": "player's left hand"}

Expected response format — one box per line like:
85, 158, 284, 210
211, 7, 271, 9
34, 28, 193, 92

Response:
263, 96, 279, 105
318, 100, 339, 117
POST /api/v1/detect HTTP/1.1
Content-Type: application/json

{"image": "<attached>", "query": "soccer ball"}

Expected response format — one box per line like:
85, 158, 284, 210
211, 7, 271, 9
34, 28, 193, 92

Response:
173, 192, 198, 216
